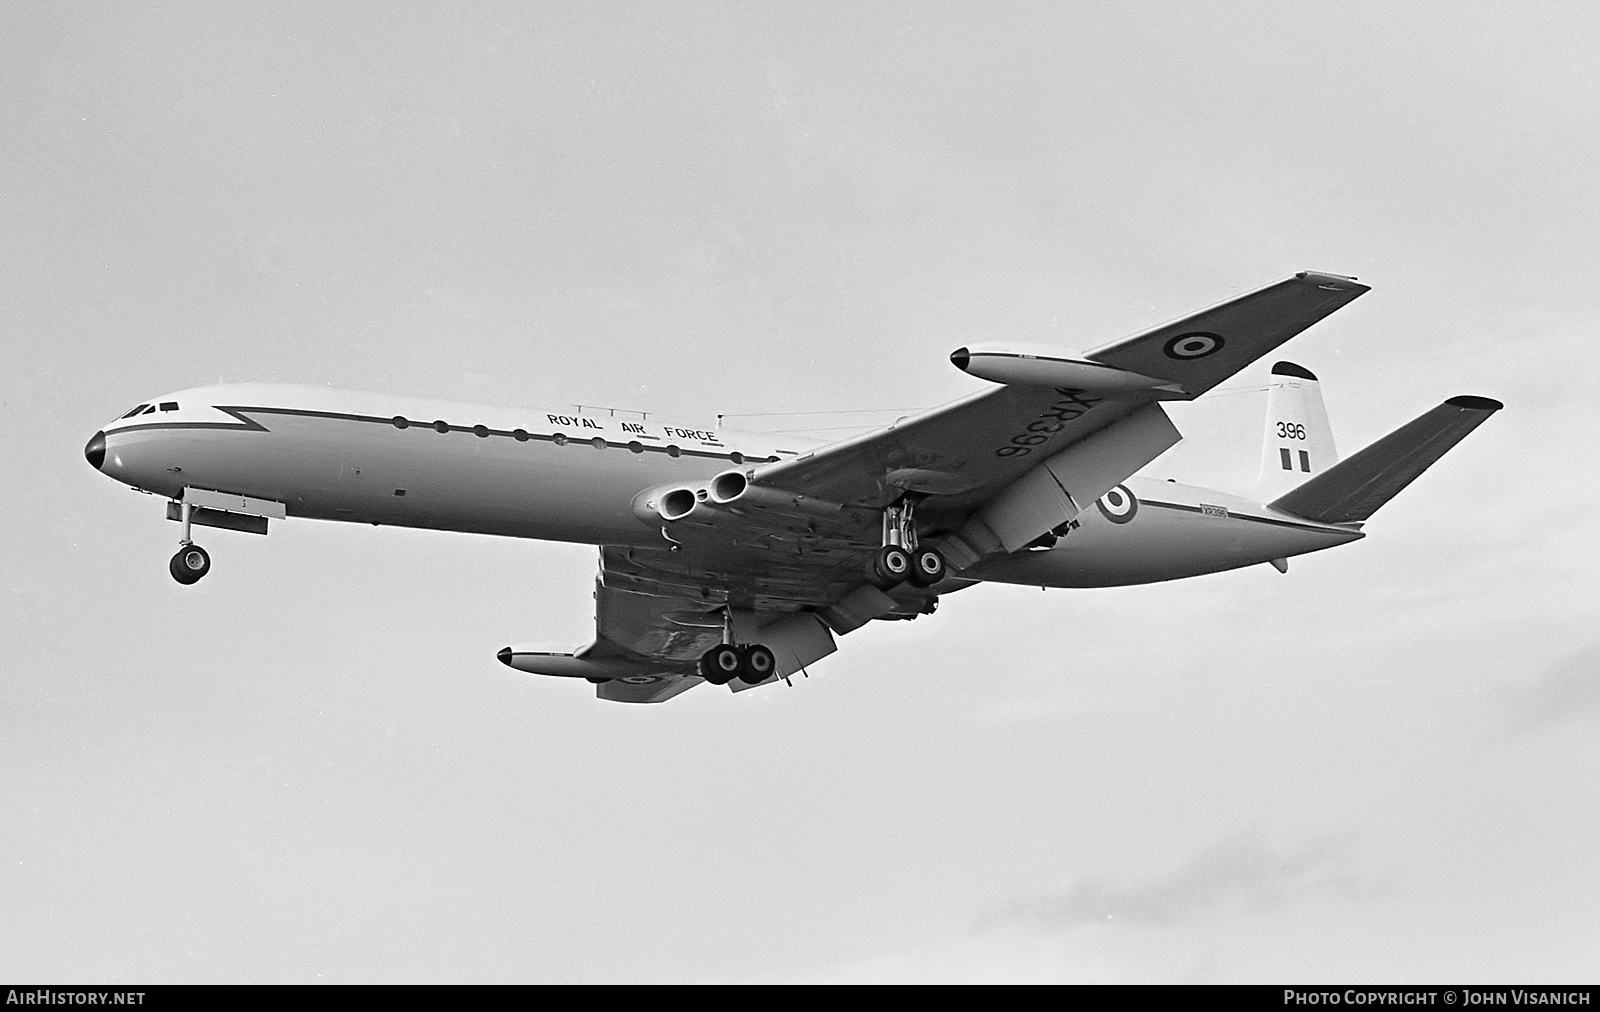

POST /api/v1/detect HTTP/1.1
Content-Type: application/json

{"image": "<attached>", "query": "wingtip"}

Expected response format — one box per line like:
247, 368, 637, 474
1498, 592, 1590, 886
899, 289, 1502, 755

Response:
1446, 395, 1503, 412
1295, 271, 1370, 292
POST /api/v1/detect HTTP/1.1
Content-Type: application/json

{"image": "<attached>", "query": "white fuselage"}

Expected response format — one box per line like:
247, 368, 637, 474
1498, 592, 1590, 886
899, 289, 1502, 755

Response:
90, 383, 1362, 587
94, 384, 805, 547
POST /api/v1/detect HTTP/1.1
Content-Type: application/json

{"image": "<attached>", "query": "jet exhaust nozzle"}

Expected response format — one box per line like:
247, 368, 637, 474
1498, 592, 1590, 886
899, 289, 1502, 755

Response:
633, 484, 703, 524
709, 470, 749, 504
658, 487, 699, 521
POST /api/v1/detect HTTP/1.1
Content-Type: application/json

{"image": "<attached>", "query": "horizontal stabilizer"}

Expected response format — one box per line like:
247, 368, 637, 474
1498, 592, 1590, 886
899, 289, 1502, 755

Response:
1270, 396, 1501, 524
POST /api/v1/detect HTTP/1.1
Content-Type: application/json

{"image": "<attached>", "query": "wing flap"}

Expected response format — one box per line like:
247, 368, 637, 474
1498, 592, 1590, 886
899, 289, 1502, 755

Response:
966, 401, 1182, 554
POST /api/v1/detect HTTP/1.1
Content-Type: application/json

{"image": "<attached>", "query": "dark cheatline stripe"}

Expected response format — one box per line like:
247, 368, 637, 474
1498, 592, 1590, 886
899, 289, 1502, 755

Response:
113, 405, 776, 464
1140, 498, 1358, 533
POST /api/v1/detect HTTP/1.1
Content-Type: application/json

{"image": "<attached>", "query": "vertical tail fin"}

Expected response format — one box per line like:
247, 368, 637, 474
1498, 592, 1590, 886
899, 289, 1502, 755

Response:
1255, 361, 1338, 501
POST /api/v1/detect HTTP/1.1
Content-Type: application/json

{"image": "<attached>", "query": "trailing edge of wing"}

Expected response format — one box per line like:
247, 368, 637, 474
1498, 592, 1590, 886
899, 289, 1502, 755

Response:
1269, 395, 1502, 524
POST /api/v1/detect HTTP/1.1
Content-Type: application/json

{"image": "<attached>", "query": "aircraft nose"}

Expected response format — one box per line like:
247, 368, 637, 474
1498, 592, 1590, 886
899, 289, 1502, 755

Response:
84, 430, 106, 471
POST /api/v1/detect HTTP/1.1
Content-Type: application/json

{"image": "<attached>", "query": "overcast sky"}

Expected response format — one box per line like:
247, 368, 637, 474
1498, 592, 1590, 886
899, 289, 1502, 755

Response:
4, 2, 1598, 982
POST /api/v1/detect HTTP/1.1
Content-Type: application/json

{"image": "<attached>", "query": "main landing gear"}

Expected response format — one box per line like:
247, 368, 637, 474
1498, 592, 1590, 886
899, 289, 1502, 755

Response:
698, 642, 776, 686
697, 610, 778, 686
169, 501, 210, 585
869, 500, 945, 589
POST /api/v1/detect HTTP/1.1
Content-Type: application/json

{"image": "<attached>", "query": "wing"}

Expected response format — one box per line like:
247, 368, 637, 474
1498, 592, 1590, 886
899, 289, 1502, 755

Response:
584, 576, 714, 704
748, 384, 1140, 514
573, 560, 847, 703
528, 272, 1370, 703
1084, 271, 1369, 397
752, 272, 1369, 513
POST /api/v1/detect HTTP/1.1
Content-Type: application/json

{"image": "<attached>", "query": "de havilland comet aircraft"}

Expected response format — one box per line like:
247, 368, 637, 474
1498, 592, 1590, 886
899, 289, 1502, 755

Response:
85, 272, 1500, 703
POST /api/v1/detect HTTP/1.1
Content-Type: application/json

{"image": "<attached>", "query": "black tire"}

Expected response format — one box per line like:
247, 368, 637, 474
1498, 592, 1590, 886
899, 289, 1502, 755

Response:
908, 547, 946, 587
169, 545, 210, 585
870, 545, 912, 587
738, 644, 776, 684
698, 644, 742, 685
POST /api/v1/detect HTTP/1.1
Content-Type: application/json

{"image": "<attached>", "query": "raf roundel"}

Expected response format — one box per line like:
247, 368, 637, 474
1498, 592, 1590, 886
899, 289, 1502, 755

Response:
1163, 331, 1225, 360
1096, 484, 1139, 524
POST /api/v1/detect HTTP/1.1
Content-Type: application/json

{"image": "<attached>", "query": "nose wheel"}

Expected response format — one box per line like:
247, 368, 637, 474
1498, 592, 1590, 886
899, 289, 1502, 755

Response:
169, 500, 211, 585
170, 544, 211, 585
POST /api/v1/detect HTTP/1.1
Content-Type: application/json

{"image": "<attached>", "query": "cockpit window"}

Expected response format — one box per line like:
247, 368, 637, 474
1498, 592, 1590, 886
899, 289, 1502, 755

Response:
120, 404, 150, 418
159, 402, 178, 412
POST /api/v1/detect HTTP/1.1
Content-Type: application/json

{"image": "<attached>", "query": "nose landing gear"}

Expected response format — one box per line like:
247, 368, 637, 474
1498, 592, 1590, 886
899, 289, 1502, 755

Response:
169, 500, 210, 585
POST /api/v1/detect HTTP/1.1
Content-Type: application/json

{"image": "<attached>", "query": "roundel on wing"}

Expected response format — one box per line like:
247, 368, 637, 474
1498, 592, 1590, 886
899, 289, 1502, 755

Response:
621, 674, 660, 685
1163, 331, 1225, 360
1096, 484, 1139, 524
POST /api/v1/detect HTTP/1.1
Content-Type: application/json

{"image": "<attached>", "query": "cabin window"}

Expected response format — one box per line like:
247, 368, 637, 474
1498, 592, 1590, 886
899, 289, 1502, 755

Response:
432, 420, 449, 433
627, 441, 643, 454
552, 433, 568, 446
666, 445, 680, 458
590, 437, 606, 450
473, 424, 489, 438
512, 429, 529, 442
392, 416, 410, 429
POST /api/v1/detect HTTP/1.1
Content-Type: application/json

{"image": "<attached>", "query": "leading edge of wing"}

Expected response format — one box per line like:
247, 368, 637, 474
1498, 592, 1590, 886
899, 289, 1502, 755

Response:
747, 383, 1148, 511
1085, 271, 1370, 398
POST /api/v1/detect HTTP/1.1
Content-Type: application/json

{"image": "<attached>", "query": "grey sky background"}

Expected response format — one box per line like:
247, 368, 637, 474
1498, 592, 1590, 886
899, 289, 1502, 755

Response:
4, 2, 1597, 982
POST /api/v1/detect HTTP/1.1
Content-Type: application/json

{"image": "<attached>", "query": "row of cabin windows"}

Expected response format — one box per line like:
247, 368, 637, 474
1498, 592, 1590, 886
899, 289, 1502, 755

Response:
387, 414, 743, 464
120, 402, 179, 418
